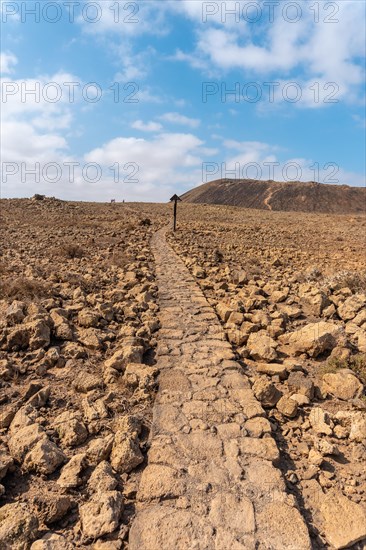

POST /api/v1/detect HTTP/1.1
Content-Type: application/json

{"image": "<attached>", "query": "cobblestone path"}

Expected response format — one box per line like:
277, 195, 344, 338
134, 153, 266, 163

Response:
129, 228, 311, 550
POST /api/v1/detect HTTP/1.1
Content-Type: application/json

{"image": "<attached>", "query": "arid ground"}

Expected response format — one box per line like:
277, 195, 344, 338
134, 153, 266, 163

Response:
1, 197, 366, 549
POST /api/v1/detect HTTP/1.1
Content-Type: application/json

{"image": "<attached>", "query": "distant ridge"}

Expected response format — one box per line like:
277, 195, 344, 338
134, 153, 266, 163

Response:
181, 179, 366, 214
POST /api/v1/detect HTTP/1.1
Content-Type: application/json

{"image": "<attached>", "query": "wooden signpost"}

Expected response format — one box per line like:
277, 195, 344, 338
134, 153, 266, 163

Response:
170, 194, 181, 232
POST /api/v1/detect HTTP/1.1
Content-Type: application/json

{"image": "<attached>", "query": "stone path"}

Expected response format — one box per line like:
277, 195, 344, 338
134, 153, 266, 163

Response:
129, 228, 311, 550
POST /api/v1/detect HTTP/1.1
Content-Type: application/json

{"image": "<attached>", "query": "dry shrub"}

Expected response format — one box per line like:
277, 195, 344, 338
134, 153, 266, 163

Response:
0, 277, 50, 300
295, 267, 323, 284
59, 273, 100, 293
245, 255, 262, 276
294, 267, 323, 284
213, 249, 224, 263
352, 354, 366, 386
325, 354, 366, 386
323, 271, 366, 293
110, 251, 130, 268
306, 267, 323, 281
0, 263, 8, 276
61, 243, 85, 259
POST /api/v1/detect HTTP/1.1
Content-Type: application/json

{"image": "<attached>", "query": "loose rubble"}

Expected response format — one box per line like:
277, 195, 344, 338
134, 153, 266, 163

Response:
0, 199, 162, 547
167, 203, 366, 549
1, 198, 365, 548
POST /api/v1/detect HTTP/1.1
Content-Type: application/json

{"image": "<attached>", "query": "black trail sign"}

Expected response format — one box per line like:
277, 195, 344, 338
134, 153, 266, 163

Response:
170, 194, 181, 232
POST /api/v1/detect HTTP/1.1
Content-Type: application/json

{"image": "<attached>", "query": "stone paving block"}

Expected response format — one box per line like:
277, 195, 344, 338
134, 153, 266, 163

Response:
129, 228, 310, 550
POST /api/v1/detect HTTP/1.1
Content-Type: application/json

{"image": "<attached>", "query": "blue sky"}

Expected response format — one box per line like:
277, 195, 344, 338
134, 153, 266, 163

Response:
1, 0, 365, 201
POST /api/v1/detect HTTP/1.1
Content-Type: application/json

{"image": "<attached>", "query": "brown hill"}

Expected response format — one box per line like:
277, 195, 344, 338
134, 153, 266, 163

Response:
181, 179, 366, 214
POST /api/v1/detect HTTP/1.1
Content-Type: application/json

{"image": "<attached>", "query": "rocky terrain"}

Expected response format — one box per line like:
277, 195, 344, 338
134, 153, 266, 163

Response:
167, 203, 366, 549
0, 197, 167, 548
182, 179, 366, 214
0, 197, 366, 549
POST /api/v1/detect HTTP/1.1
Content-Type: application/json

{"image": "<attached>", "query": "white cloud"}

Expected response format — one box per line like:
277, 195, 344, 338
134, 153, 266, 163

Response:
77, 3, 164, 83
167, 0, 251, 28
77, 0, 168, 37
1, 120, 68, 163
171, 0, 365, 106
136, 88, 163, 104
174, 98, 188, 108
335, 168, 366, 188
223, 141, 280, 177
114, 63, 146, 82
1, 61, 208, 201
85, 133, 204, 169
83, 132, 210, 200
1, 73, 79, 167
160, 112, 200, 128
0, 51, 18, 74
111, 43, 155, 81
213, 140, 365, 187
131, 120, 163, 132
1, 70, 81, 198
1, 71, 80, 124
170, 49, 208, 71
74, 1, 365, 109
73, 1, 365, 107
352, 115, 366, 129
